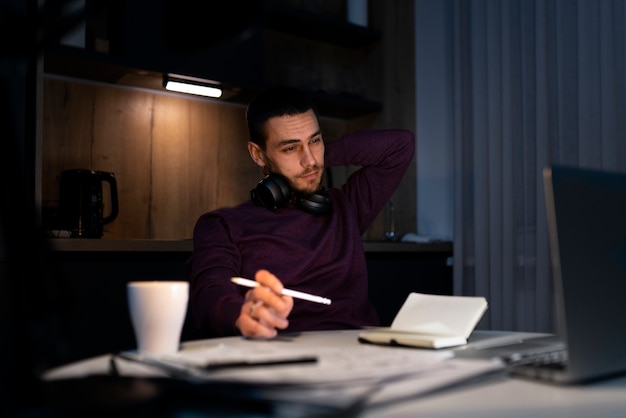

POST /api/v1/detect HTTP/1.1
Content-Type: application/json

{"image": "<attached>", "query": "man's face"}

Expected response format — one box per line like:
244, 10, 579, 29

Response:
249, 109, 325, 195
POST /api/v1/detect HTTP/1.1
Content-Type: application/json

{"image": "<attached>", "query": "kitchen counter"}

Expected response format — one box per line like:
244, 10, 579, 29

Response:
43, 238, 453, 363
47, 239, 452, 253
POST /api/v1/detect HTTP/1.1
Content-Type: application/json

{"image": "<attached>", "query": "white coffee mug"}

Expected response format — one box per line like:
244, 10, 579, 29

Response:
127, 281, 189, 356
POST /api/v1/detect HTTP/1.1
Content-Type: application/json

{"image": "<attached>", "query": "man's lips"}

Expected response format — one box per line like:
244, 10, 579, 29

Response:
300, 171, 319, 181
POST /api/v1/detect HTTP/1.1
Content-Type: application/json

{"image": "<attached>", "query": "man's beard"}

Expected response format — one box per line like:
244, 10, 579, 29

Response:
265, 162, 325, 196
294, 166, 325, 195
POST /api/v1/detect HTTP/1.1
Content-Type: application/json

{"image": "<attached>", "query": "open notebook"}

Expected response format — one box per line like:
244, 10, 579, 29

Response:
509, 165, 626, 384
358, 292, 488, 349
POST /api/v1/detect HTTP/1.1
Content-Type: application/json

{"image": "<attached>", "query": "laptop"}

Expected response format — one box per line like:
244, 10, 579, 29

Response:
454, 165, 626, 384
509, 165, 626, 384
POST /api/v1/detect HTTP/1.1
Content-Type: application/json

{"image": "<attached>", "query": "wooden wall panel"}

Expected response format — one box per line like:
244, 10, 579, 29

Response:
185, 102, 224, 217
42, 78, 259, 240
42, 80, 96, 202
151, 94, 191, 239
94, 86, 154, 239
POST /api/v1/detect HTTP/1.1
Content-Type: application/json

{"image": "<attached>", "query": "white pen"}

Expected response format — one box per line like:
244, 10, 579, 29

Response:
231, 277, 332, 305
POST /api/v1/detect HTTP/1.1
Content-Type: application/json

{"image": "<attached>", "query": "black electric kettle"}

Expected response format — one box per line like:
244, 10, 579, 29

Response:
58, 169, 119, 238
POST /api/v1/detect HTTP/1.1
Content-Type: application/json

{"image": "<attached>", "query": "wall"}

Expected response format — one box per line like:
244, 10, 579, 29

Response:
415, 0, 454, 241
42, 78, 256, 239
41, 77, 364, 239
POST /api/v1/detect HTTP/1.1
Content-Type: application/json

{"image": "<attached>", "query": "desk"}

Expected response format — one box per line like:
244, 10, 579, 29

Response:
42, 330, 626, 417
375, 373, 626, 418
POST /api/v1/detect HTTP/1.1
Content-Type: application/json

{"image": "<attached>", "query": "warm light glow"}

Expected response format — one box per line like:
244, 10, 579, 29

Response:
164, 80, 222, 98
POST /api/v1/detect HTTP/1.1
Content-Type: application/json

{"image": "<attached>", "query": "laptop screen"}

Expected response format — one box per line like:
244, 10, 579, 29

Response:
544, 165, 626, 382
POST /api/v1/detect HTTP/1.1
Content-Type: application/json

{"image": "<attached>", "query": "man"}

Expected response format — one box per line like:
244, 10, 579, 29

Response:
187, 86, 414, 339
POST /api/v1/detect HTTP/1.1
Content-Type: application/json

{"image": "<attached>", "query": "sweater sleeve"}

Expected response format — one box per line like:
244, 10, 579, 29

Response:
186, 213, 244, 336
324, 129, 415, 232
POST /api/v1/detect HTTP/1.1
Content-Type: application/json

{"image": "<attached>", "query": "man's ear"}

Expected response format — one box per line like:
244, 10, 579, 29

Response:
247, 141, 266, 168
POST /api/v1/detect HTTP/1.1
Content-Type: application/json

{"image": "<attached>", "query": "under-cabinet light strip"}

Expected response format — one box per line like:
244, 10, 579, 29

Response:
164, 80, 222, 98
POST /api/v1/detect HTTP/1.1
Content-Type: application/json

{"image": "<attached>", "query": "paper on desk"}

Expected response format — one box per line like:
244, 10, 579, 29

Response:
43, 338, 505, 415
163, 341, 505, 412
255, 357, 504, 413
173, 343, 504, 412
160, 340, 453, 385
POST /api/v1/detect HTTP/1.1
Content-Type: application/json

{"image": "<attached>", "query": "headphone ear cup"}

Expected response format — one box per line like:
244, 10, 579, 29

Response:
296, 189, 332, 215
250, 174, 292, 210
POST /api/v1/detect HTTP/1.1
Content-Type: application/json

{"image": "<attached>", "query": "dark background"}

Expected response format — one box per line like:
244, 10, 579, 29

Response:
0, 1, 446, 416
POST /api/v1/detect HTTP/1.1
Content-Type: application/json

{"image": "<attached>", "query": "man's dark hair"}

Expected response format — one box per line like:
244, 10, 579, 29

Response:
246, 86, 319, 148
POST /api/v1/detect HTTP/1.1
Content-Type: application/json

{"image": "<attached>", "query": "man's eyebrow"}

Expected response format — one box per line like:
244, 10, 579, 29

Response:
275, 138, 300, 147
275, 131, 322, 148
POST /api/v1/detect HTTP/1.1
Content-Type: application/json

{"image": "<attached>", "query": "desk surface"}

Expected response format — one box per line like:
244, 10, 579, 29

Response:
43, 330, 626, 418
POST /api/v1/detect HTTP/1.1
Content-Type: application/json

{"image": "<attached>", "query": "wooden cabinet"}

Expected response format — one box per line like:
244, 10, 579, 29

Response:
262, 2, 383, 118
44, 0, 383, 119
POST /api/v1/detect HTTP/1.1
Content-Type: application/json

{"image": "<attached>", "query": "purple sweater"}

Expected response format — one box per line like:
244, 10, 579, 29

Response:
187, 129, 415, 336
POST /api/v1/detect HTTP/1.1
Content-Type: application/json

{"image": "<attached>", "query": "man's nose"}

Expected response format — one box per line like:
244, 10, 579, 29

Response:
301, 146, 316, 166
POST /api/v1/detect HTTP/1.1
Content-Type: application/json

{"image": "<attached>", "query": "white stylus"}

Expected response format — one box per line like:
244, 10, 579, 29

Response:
231, 277, 332, 305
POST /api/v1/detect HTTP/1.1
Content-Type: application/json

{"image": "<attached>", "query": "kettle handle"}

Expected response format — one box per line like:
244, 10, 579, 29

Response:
98, 171, 119, 224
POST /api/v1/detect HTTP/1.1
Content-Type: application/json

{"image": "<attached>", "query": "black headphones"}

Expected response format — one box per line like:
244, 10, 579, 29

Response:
250, 173, 332, 215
